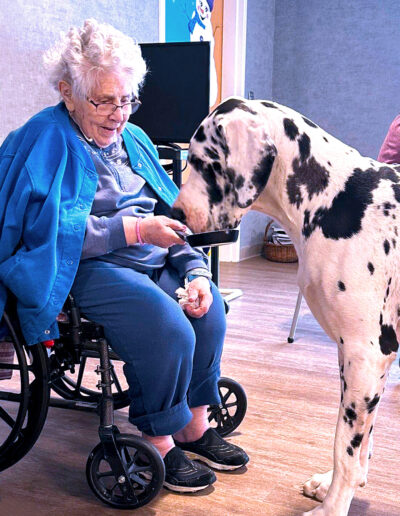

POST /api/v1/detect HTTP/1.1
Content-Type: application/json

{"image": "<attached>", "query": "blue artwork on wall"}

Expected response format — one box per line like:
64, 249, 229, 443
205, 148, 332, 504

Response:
164, 0, 217, 105
165, 0, 194, 42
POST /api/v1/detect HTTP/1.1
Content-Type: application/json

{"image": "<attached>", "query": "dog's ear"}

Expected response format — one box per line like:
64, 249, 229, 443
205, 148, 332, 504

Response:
220, 114, 277, 209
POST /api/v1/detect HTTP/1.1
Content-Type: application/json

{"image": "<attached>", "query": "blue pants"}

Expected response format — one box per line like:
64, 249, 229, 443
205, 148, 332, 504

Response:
71, 259, 226, 436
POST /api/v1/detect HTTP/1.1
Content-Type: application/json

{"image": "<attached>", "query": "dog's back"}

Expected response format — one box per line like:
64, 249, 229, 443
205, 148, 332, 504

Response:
247, 100, 400, 345
174, 97, 400, 515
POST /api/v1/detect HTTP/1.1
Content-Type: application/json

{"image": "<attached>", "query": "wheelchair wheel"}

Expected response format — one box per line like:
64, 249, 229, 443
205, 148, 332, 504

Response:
208, 377, 247, 437
51, 354, 130, 410
86, 434, 165, 509
0, 312, 50, 471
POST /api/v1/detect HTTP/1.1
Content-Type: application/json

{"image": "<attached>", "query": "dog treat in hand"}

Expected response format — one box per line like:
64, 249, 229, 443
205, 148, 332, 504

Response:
176, 286, 200, 308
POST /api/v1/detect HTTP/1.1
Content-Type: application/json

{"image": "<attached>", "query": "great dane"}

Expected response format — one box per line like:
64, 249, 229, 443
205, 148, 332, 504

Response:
172, 97, 400, 516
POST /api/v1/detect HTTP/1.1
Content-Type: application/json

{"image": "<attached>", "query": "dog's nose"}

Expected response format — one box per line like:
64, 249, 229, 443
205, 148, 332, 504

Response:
171, 207, 187, 224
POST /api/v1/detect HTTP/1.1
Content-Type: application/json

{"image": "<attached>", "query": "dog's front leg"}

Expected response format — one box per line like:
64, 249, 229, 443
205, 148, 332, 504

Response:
302, 342, 395, 516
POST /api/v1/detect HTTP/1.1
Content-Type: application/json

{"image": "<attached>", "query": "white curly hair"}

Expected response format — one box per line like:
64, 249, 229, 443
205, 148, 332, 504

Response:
43, 18, 147, 99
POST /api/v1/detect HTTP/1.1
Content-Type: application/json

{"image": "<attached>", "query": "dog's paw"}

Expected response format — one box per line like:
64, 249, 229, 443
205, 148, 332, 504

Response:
303, 470, 333, 502
302, 508, 329, 516
302, 504, 346, 516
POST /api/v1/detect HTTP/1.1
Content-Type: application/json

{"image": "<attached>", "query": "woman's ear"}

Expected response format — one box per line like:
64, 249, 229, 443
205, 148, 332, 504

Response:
58, 81, 75, 112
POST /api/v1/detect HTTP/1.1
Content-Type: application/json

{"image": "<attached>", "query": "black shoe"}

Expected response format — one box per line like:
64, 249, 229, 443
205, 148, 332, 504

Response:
163, 446, 216, 492
174, 428, 249, 471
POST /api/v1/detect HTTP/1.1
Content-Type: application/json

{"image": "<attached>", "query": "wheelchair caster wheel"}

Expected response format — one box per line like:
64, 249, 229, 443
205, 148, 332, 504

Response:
86, 434, 165, 509
208, 377, 247, 437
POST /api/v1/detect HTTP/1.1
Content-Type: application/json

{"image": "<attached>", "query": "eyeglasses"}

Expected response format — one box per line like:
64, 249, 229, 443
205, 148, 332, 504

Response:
87, 97, 142, 116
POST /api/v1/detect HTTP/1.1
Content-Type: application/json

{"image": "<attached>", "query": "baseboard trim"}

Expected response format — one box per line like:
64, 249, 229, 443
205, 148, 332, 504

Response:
238, 243, 263, 261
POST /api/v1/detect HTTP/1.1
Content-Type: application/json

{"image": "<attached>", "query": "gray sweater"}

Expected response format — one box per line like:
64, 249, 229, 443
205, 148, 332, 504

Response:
73, 123, 207, 276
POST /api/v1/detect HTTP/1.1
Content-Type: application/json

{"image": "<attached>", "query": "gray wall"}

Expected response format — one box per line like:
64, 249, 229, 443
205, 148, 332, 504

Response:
0, 0, 159, 144
245, 0, 275, 101
240, 0, 400, 259
240, 0, 275, 258
273, 0, 400, 158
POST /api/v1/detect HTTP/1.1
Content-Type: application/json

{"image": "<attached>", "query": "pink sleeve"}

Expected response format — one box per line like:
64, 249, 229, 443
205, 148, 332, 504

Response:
377, 115, 400, 163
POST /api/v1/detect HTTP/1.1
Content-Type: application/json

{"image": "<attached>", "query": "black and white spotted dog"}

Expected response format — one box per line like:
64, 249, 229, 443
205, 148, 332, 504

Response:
173, 97, 400, 516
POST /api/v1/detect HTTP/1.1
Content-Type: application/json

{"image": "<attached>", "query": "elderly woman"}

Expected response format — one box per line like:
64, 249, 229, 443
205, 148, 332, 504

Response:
0, 19, 248, 491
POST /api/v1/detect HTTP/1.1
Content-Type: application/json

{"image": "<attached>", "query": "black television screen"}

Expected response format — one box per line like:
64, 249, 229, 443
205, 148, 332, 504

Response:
130, 42, 210, 144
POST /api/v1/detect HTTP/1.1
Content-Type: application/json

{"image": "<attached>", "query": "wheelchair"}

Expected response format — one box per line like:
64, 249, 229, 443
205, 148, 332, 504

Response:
0, 292, 247, 509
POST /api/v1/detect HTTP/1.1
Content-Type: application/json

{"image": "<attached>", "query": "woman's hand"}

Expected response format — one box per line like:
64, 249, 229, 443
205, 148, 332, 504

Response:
123, 216, 186, 248
182, 277, 213, 318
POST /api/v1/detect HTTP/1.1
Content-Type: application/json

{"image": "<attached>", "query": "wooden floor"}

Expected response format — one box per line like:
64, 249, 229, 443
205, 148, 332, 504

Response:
1, 257, 400, 516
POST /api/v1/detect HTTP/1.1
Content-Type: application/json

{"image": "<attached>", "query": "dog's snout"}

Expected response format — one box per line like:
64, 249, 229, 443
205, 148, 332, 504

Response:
171, 207, 187, 224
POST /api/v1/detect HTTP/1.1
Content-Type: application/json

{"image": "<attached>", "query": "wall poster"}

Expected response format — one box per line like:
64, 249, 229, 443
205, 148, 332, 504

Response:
162, 0, 220, 106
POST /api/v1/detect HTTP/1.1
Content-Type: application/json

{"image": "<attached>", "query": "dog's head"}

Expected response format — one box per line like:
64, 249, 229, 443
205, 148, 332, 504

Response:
173, 97, 277, 232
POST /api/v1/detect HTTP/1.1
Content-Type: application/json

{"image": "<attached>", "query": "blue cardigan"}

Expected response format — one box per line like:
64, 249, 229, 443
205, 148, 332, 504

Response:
0, 102, 192, 345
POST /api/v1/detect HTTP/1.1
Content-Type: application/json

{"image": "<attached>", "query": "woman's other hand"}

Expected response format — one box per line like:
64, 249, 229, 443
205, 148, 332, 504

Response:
123, 216, 186, 248
182, 277, 213, 318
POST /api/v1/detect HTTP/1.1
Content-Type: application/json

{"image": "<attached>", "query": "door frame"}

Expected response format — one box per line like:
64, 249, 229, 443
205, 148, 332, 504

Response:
219, 0, 247, 261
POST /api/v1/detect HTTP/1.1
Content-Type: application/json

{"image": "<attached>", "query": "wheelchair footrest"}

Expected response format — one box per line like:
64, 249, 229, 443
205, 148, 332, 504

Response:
49, 396, 99, 412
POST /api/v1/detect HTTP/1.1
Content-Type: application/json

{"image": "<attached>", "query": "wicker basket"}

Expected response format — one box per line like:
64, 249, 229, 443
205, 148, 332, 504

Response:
262, 221, 298, 263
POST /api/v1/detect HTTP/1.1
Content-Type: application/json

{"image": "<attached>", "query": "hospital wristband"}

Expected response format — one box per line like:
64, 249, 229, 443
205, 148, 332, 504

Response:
185, 268, 212, 284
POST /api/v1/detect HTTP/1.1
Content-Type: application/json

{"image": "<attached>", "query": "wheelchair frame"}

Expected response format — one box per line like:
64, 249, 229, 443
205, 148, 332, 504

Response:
0, 293, 247, 509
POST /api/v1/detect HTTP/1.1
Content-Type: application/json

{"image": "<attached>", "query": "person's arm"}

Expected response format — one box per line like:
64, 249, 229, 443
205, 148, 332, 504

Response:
377, 115, 400, 163
154, 197, 210, 277
167, 242, 210, 278
0, 166, 33, 289
0, 123, 65, 283
180, 276, 213, 318
81, 215, 127, 259
81, 214, 187, 260
168, 244, 214, 318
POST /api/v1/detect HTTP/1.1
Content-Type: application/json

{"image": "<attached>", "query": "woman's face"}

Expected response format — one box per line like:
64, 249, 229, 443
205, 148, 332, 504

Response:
66, 73, 132, 148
